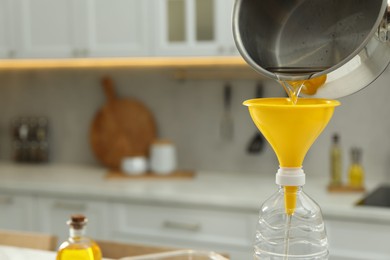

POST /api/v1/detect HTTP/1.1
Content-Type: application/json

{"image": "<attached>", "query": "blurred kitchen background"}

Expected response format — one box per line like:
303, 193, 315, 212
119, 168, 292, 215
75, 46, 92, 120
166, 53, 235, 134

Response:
0, 67, 389, 179
1, 0, 389, 178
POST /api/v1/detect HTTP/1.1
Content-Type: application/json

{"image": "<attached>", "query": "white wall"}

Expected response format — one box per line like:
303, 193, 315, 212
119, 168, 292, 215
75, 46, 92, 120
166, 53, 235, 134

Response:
0, 66, 389, 183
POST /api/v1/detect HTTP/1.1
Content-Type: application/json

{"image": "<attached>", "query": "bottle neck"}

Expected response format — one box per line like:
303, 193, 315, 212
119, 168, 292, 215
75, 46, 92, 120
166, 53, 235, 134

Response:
351, 147, 362, 164
278, 185, 303, 192
69, 227, 86, 239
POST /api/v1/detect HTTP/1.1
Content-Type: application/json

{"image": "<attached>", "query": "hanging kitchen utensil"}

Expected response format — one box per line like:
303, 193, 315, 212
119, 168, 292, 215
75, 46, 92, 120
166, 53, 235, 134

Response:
220, 83, 234, 141
247, 83, 265, 154
90, 77, 157, 170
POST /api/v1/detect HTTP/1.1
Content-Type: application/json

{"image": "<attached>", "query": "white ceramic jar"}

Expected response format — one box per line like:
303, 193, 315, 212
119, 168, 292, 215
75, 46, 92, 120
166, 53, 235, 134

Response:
150, 140, 177, 175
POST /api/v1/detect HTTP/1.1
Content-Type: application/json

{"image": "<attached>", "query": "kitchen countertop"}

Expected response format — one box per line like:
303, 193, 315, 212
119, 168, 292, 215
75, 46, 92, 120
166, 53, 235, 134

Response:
0, 245, 114, 260
0, 162, 389, 223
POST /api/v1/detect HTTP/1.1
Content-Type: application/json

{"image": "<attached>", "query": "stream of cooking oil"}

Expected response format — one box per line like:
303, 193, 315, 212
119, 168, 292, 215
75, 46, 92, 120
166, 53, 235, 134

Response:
280, 81, 304, 104
277, 74, 328, 104
283, 214, 292, 260
276, 73, 328, 259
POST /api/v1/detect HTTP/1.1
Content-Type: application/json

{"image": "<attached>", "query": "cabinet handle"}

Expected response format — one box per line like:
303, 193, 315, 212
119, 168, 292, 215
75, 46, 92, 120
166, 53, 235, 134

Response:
81, 49, 89, 57
162, 220, 201, 232
8, 50, 16, 58
230, 46, 237, 54
0, 196, 13, 205
217, 46, 225, 54
72, 49, 80, 57
53, 201, 87, 211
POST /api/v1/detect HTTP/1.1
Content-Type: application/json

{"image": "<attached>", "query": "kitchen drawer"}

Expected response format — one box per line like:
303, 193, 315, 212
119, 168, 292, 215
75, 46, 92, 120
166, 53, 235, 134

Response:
37, 196, 110, 246
0, 192, 36, 232
326, 218, 390, 259
111, 202, 253, 249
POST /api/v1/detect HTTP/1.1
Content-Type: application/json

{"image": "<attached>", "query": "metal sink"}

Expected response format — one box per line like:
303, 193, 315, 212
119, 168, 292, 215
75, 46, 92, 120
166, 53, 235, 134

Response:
356, 185, 390, 207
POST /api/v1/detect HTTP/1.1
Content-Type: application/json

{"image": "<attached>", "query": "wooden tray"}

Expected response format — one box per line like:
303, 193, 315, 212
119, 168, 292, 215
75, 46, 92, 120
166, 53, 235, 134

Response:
105, 170, 195, 180
327, 185, 365, 193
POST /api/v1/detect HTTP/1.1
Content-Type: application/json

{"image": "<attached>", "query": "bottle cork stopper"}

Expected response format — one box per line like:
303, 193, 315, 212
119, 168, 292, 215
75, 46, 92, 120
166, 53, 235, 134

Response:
332, 134, 339, 144
67, 214, 88, 229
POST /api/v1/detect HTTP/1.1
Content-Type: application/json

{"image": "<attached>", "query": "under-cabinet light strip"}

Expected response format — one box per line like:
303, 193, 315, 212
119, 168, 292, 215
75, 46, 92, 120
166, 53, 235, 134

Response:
0, 56, 248, 70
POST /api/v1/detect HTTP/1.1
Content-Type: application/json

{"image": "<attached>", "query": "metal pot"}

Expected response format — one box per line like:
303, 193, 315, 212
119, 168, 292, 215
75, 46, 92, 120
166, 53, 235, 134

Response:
233, 0, 390, 98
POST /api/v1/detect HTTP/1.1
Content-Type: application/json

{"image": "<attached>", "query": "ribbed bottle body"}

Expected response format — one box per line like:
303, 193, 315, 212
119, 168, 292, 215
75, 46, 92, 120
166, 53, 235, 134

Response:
254, 187, 328, 260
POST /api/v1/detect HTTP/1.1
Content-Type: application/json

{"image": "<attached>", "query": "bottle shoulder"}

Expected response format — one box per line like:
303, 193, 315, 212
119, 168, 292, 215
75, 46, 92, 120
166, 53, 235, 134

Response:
349, 164, 364, 174
57, 238, 101, 260
59, 236, 95, 248
260, 188, 321, 213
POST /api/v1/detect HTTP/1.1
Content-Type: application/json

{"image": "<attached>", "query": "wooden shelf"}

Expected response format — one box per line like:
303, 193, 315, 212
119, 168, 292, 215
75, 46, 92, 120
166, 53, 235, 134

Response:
0, 56, 265, 80
327, 185, 365, 193
0, 56, 250, 70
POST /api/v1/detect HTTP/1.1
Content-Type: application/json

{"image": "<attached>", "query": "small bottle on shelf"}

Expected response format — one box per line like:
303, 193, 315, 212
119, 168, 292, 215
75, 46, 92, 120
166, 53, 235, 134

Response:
348, 147, 364, 189
56, 214, 102, 260
330, 133, 342, 187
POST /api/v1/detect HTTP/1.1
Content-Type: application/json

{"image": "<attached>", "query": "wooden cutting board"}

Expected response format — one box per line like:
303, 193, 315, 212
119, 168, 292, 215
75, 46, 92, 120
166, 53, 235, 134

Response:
90, 76, 157, 170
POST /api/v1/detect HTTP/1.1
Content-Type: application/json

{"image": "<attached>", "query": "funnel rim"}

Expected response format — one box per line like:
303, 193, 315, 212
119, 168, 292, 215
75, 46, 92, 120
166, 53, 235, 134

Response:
243, 98, 340, 108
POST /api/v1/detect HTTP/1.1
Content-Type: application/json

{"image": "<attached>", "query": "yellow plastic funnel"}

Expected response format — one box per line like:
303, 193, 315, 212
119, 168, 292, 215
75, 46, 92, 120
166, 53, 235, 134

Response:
244, 98, 340, 214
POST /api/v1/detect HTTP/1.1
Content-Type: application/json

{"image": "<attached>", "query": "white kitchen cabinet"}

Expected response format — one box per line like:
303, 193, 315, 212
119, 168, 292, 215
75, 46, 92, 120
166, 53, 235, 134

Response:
153, 0, 238, 56
110, 202, 253, 259
36, 196, 109, 246
79, 0, 150, 57
0, 193, 36, 232
13, 0, 80, 58
3, 0, 236, 59
0, 0, 16, 58
8, 0, 150, 59
326, 217, 390, 260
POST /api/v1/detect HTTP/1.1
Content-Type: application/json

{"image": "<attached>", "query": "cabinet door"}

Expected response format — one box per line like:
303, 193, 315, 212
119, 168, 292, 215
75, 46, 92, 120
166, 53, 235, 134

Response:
37, 197, 109, 246
326, 218, 390, 259
0, 193, 35, 231
13, 0, 80, 58
80, 0, 150, 57
0, 0, 15, 58
154, 0, 230, 56
217, 0, 238, 56
111, 202, 253, 259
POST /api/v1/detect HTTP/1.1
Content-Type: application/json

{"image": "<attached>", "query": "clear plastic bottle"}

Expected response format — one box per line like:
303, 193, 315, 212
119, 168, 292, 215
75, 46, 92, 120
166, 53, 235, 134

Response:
56, 214, 102, 260
254, 186, 328, 260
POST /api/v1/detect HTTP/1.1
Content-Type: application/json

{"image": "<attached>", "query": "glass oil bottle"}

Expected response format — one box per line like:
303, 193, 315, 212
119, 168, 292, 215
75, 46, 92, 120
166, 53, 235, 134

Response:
348, 147, 364, 188
330, 134, 342, 187
56, 214, 102, 260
